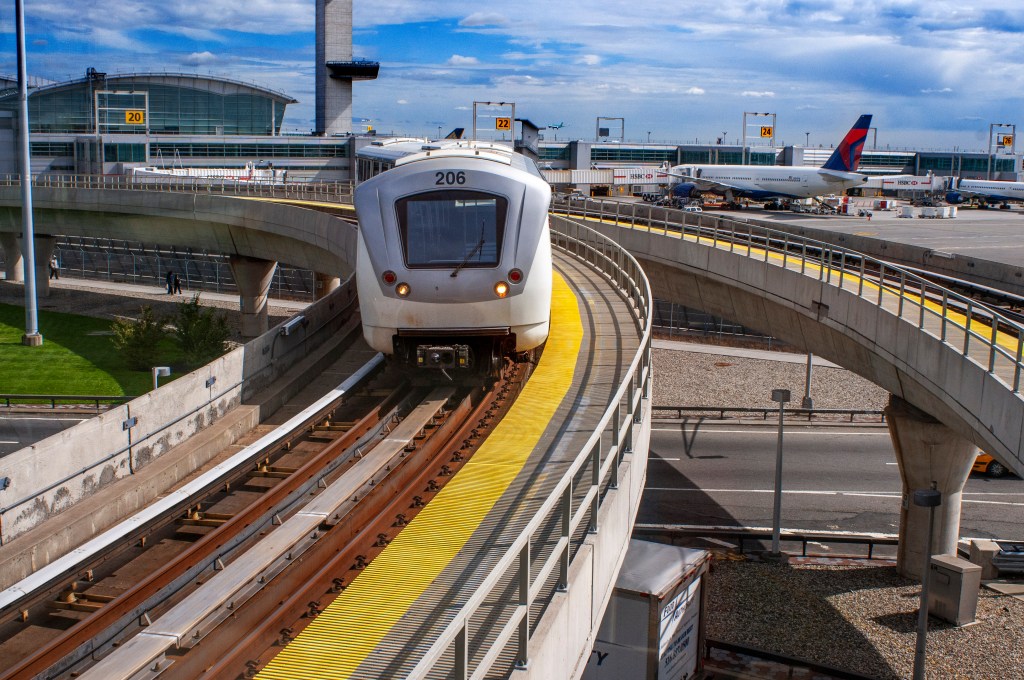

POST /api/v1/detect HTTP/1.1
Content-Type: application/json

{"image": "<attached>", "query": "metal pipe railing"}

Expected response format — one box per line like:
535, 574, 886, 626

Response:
551, 196, 1024, 394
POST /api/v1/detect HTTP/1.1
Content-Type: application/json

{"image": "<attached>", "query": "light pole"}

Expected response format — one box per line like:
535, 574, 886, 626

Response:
647, 130, 651, 144
804, 131, 810, 146
16, 0, 41, 347
770, 388, 791, 555
801, 354, 813, 409
913, 486, 942, 680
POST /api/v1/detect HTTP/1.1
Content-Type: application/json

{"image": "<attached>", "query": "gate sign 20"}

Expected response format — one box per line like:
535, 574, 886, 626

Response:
760, 126, 773, 138
495, 117, 512, 131
125, 110, 145, 125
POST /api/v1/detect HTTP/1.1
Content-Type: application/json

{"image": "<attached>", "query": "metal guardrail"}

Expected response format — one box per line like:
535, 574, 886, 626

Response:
406, 217, 652, 678
551, 196, 1024, 393
0, 173, 354, 204
653, 405, 886, 423
0, 394, 133, 410
634, 525, 898, 560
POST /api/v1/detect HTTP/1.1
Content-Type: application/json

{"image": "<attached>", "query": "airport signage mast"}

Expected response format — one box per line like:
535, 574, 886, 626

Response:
742, 112, 776, 165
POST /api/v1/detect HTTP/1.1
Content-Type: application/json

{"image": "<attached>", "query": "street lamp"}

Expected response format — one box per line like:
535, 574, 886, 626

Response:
770, 388, 791, 555
801, 354, 814, 409
913, 486, 942, 680
805, 131, 810, 146
647, 131, 651, 144
152, 366, 171, 391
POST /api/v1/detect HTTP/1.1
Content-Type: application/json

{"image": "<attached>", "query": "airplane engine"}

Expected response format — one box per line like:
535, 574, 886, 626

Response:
672, 182, 700, 201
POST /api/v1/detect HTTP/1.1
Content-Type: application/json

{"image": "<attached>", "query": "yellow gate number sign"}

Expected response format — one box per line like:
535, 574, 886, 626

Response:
125, 110, 145, 125
760, 126, 773, 138
495, 117, 512, 131
1002, 135, 1014, 147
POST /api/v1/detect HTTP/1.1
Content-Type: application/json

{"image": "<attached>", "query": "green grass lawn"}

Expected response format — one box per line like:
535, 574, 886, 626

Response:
0, 303, 183, 396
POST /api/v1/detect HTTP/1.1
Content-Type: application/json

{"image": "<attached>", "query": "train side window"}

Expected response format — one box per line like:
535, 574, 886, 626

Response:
396, 190, 507, 269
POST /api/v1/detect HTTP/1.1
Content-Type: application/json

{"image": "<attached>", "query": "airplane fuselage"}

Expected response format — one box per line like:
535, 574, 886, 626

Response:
953, 179, 1024, 203
672, 164, 868, 201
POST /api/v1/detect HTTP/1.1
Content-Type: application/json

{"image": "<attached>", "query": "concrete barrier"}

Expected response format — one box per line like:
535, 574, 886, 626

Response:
0, 279, 355, 545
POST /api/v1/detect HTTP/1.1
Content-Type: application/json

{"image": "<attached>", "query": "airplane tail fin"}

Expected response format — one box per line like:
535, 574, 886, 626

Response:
821, 115, 872, 172
444, 127, 465, 139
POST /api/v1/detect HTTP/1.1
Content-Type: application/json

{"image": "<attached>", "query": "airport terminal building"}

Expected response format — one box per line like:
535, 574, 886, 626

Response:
1, 70, 1021, 189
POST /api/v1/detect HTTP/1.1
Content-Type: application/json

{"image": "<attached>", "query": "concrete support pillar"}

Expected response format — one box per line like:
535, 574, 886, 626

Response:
1, 232, 23, 281
885, 395, 977, 579
31, 235, 56, 297
314, 272, 340, 300
227, 255, 277, 338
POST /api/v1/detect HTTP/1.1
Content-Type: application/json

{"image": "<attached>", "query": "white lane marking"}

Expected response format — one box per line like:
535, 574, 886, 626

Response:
652, 428, 889, 435
0, 440, 17, 444
651, 457, 681, 461
644, 488, 1024, 505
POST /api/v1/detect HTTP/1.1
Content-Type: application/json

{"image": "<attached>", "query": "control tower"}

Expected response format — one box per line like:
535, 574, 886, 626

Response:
315, 0, 378, 136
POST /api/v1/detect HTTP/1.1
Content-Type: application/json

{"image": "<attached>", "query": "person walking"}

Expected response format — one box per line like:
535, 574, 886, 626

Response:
49, 255, 60, 280
173, 273, 182, 294
166, 270, 174, 294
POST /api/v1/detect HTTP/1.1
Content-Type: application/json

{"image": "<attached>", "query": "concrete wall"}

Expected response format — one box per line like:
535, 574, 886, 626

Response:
0, 187, 359, 278
587, 223, 1024, 477
0, 280, 356, 544
522, 405, 651, 680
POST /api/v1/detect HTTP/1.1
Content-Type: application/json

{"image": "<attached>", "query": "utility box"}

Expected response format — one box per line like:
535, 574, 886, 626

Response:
583, 540, 710, 680
928, 554, 981, 626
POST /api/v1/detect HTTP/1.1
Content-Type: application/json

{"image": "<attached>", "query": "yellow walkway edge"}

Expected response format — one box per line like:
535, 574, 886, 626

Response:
257, 270, 584, 679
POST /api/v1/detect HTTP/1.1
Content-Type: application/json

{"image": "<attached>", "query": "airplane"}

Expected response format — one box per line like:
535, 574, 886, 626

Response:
945, 177, 1024, 206
547, 122, 566, 129
662, 114, 873, 207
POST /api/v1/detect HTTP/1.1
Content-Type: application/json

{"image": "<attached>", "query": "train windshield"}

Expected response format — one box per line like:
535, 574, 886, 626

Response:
397, 190, 507, 269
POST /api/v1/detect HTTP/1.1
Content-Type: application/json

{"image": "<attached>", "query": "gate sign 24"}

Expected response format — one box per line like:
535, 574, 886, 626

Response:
760, 126, 773, 138
495, 117, 512, 131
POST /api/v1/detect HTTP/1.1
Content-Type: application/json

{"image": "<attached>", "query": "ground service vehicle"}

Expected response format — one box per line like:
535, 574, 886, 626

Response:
354, 140, 553, 374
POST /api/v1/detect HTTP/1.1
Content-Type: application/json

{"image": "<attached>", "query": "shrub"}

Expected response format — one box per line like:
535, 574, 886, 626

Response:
173, 294, 230, 367
111, 306, 168, 370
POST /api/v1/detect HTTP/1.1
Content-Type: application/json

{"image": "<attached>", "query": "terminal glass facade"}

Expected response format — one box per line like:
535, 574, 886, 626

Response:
590, 147, 677, 163
0, 77, 289, 135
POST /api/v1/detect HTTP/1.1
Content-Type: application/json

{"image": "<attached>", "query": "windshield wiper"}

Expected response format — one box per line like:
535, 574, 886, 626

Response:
450, 223, 486, 278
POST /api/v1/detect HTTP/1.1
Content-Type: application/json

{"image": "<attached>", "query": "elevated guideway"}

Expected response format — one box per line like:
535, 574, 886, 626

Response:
554, 198, 1024, 577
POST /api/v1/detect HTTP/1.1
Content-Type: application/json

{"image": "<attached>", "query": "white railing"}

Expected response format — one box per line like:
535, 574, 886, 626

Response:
552, 196, 1024, 393
406, 217, 652, 679
0, 173, 354, 204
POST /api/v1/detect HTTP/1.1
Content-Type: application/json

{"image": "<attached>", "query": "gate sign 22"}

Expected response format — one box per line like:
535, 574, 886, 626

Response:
760, 126, 773, 138
125, 110, 145, 125
495, 117, 512, 131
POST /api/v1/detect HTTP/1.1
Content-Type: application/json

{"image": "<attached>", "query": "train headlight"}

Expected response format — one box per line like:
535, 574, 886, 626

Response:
494, 281, 509, 298
396, 282, 411, 297
508, 268, 523, 284
382, 270, 397, 286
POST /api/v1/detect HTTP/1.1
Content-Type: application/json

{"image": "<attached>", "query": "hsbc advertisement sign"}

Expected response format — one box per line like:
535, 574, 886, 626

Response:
612, 167, 667, 185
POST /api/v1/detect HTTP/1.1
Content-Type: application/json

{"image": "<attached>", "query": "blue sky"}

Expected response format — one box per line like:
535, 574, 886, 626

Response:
2, 1, 1023, 150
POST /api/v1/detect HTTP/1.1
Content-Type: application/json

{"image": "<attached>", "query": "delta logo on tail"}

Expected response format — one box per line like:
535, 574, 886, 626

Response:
822, 114, 872, 172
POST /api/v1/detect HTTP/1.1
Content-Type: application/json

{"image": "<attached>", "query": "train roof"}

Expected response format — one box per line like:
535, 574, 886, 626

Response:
358, 138, 542, 177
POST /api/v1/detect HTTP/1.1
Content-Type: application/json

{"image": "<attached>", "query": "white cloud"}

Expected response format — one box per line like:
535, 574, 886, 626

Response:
741, 90, 776, 97
920, 87, 953, 94
447, 55, 479, 66
459, 12, 510, 27
396, 99, 409, 105
183, 51, 220, 67
576, 54, 601, 66
685, 87, 705, 95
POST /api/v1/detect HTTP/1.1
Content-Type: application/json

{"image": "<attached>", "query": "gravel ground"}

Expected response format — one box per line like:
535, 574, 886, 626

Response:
708, 557, 1024, 680
652, 345, 890, 411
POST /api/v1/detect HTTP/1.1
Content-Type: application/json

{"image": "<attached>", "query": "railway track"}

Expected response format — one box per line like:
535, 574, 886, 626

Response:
0, 350, 530, 680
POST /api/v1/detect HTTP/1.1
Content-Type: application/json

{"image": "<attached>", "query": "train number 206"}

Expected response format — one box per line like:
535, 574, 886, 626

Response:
435, 171, 467, 185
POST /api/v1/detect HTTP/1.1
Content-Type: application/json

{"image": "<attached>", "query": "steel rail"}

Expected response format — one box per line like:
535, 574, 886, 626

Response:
76, 387, 458, 680
0, 354, 384, 615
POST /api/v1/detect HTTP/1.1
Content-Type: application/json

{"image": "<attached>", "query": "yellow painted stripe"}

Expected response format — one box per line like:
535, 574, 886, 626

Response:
234, 195, 356, 211
257, 271, 583, 679
572, 211, 1020, 354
